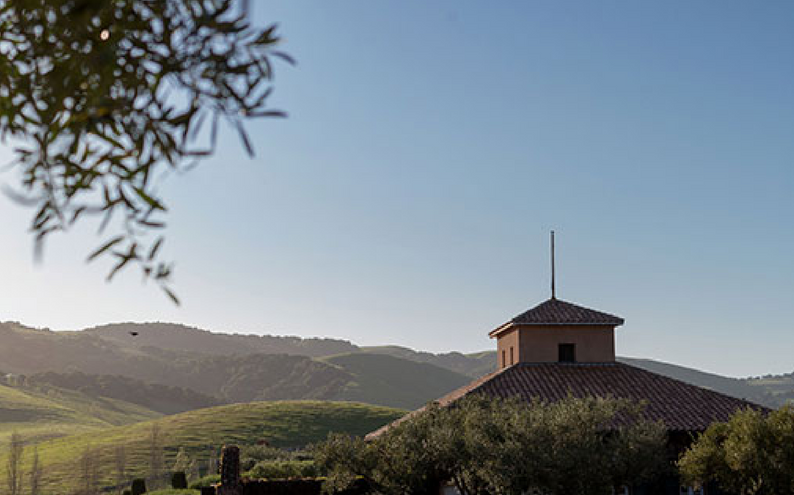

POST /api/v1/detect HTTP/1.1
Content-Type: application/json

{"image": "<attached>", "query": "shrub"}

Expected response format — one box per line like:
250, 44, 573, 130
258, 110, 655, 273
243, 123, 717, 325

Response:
188, 474, 220, 490
131, 478, 147, 495
247, 460, 318, 480
171, 471, 188, 489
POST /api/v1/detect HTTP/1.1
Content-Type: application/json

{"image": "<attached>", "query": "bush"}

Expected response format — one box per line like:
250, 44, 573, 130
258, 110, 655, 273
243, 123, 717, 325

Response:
145, 490, 199, 495
247, 460, 318, 480
188, 474, 220, 490
131, 478, 147, 495
171, 471, 188, 489
123, 490, 132, 495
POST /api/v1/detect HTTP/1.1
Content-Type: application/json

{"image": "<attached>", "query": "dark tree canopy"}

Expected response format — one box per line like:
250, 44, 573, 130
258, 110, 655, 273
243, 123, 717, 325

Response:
679, 405, 794, 495
314, 395, 670, 495
0, 0, 291, 301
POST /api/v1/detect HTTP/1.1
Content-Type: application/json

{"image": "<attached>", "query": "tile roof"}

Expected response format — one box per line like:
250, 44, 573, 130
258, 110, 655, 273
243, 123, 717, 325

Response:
367, 363, 765, 438
490, 298, 624, 336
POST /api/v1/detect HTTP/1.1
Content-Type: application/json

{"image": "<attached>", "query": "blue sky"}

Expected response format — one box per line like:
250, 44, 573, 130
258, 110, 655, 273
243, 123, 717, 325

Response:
1, 1, 793, 377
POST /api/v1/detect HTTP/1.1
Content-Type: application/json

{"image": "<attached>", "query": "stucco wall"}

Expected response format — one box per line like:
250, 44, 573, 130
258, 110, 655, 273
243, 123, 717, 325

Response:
496, 328, 520, 369
515, 325, 615, 363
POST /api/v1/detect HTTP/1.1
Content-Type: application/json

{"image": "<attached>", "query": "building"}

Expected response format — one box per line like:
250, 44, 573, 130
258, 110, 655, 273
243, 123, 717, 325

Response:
368, 296, 764, 495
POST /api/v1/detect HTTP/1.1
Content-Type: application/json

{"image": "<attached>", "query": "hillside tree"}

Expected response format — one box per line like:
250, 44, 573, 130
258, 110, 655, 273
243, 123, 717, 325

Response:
29, 446, 42, 495
113, 444, 127, 493
77, 445, 100, 495
172, 446, 191, 475
0, 0, 291, 301
148, 424, 164, 487
6, 432, 24, 495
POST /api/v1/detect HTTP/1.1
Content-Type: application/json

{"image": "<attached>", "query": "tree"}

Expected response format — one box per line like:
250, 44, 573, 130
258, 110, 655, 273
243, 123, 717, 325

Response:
0, 0, 291, 300
679, 405, 794, 495
113, 444, 127, 493
315, 395, 669, 495
148, 423, 164, 487
6, 432, 24, 495
29, 446, 42, 495
172, 446, 191, 474
77, 445, 99, 495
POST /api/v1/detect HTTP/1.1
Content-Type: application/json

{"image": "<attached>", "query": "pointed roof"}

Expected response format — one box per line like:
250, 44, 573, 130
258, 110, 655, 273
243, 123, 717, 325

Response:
489, 298, 624, 337
367, 362, 767, 438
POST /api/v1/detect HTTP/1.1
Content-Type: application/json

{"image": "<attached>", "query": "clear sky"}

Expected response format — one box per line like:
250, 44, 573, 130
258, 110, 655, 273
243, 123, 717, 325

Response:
1, 1, 793, 378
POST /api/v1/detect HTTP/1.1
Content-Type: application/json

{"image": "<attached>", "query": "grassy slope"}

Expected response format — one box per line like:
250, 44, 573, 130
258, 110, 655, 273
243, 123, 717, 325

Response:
0, 401, 404, 494
323, 353, 471, 409
0, 383, 161, 448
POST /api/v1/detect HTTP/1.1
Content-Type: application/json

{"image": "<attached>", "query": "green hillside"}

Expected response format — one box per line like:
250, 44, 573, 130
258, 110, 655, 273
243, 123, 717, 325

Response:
0, 401, 404, 494
0, 382, 160, 449
323, 353, 471, 409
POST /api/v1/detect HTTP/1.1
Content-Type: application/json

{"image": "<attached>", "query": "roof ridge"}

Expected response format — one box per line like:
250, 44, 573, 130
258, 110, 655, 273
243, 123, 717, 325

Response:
490, 298, 624, 336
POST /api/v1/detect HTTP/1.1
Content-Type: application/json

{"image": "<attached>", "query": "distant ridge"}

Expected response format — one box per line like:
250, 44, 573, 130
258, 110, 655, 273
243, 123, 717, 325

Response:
0, 320, 791, 409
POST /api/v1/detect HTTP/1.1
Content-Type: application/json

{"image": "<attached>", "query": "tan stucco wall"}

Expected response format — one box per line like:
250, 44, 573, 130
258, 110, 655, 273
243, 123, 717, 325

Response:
515, 325, 615, 363
496, 328, 520, 369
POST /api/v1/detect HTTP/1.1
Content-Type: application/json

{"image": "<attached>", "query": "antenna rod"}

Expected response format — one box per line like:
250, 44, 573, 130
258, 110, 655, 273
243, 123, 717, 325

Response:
551, 230, 556, 299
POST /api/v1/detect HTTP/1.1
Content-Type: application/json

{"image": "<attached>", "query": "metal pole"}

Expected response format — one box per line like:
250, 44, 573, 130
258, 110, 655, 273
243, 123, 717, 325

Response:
551, 230, 556, 299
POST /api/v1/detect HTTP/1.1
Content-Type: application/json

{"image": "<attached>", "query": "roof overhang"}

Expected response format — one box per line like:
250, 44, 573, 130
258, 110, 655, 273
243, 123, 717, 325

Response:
489, 321, 622, 339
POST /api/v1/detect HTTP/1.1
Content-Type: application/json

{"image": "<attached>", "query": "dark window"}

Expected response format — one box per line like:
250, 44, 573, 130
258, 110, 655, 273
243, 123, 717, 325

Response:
558, 343, 576, 363
502, 350, 506, 368
510, 347, 514, 365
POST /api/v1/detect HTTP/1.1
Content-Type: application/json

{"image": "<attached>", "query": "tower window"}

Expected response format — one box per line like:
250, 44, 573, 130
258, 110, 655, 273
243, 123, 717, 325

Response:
558, 343, 576, 363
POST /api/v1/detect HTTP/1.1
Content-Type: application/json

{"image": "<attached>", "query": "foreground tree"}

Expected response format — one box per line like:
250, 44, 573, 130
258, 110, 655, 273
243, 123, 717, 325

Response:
315, 395, 669, 495
0, 0, 290, 299
679, 405, 794, 495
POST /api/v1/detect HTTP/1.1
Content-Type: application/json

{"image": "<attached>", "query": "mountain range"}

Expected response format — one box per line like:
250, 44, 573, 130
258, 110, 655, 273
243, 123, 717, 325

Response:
1, 320, 791, 415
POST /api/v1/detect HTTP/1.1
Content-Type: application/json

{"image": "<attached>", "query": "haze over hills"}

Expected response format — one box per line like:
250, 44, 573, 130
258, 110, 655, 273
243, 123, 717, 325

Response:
1, 320, 792, 411
0, 321, 473, 409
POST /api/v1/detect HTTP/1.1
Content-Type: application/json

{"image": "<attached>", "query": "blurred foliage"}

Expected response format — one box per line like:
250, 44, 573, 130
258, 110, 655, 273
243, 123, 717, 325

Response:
315, 395, 670, 495
679, 405, 794, 495
0, 0, 291, 301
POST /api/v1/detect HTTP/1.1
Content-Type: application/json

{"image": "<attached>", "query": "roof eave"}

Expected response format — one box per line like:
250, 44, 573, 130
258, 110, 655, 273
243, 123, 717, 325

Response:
489, 320, 624, 338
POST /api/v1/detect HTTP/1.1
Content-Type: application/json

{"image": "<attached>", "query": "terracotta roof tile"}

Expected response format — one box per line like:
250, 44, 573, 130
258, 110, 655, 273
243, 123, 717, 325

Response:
368, 363, 766, 439
513, 298, 623, 326
446, 363, 764, 431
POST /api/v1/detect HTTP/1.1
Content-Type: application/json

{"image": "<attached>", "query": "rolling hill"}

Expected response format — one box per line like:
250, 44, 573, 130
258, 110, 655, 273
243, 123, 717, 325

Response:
25, 372, 220, 415
0, 322, 474, 409
322, 353, 471, 409
2, 320, 792, 411
0, 401, 404, 494
0, 381, 161, 449
82, 322, 358, 358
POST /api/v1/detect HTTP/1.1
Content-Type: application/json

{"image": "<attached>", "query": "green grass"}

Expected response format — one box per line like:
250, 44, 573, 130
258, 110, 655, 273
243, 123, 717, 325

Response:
0, 400, 404, 495
0, 383, 161, 448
